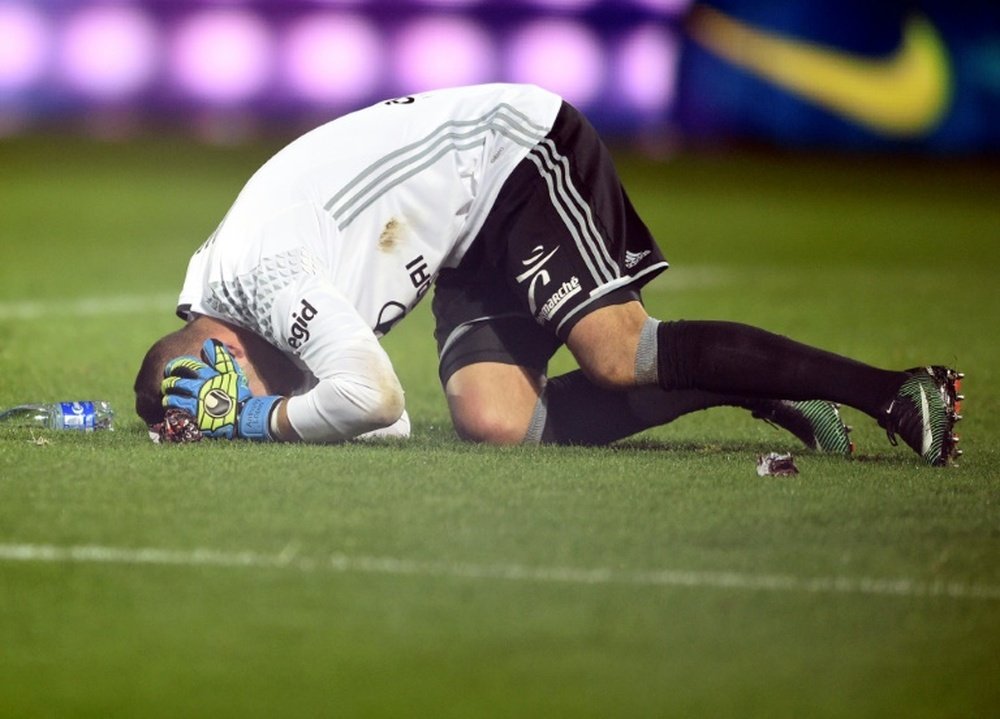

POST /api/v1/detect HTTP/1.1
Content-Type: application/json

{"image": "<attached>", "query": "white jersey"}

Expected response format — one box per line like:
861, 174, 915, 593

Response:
177, 84, 563, 441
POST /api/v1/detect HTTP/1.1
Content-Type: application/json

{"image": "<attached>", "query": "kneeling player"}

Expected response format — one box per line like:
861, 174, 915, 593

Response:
134, 83, 962, 465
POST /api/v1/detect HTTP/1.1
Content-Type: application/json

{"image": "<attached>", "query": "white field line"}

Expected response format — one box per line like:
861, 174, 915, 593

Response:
0, 293, 177, 320
1, 543, 997, 601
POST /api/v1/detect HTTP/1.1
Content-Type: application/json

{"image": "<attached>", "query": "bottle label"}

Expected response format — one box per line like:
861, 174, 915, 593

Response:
60, 401, 96, 430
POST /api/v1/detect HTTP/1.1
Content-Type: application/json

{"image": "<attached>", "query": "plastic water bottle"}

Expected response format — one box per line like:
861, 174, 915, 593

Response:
0, 401, 114, 431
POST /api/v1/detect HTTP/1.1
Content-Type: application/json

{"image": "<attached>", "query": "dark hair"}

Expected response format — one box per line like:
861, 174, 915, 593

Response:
133, 324, 203, 426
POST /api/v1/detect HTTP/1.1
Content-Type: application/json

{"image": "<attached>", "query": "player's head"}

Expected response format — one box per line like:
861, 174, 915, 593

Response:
134, 316, 303, 426
133, 320, 221, 426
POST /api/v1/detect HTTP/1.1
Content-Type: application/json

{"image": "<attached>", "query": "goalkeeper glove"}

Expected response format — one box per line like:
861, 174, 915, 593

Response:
161, 339, 281, 441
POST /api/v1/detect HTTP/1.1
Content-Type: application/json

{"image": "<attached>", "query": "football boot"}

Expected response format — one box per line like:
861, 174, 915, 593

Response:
753, 399, 854, 455
880, 366, 963, 466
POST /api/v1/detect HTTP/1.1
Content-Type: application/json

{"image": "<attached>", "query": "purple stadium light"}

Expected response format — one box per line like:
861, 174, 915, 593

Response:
0, 2, 49, 92
171, 9, 273, 104
526, 0, 598, 9
59, 5, 159, 99
419, 0, 483, 6
505, 19, 604, 107
616, 24, 679, 113
393, 16, 495, 92
283, 13, 382, 104
631, 0, 693, 13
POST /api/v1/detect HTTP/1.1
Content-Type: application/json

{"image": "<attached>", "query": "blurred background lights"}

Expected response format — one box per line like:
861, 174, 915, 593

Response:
528, 0, 599, 10
393, 16, 495, 92
303, 0, 370, 5
419, 0, 483, 6
283, 13, 382, 105
0, 0, 699, 137
0, 3, 50, 92
506, 19, 604, 108
172, 9, 272, 104
617, 24, 679, 113
631, 0, 692, 13
59, 6, 159, 99
1, 1, 990, 153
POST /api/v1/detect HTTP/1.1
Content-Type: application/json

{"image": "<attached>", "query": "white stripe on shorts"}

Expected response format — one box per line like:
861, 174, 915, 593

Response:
525, 142, 619, 286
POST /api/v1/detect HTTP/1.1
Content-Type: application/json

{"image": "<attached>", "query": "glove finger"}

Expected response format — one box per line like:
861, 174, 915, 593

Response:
202, 425, 237, 440
201, 339, 254, 403
161, 375, 208, 398
201, 339, 243, 377
162, 392, 199, 417
164, 355, 217, 380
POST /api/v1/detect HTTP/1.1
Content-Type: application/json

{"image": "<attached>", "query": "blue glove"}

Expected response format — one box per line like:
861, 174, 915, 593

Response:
161, 339, 281, 441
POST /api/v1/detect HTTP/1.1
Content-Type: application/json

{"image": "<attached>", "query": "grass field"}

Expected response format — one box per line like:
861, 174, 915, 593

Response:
1, 134, 999, 717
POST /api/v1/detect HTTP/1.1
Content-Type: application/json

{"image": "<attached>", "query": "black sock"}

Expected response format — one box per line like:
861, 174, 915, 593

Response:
656, 320, 904, 418
537, 370, 747, 445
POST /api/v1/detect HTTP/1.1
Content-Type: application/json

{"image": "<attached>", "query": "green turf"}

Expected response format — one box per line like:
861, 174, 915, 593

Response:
1, 134, 999, 717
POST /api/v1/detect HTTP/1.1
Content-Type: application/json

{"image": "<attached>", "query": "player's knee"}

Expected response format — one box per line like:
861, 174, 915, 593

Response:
451, 406, 529, 445
445, 364, 542, 445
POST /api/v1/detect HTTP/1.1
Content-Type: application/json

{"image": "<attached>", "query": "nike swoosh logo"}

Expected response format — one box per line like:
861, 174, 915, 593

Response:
688, 6, 952, 136
919, 385, 933, 457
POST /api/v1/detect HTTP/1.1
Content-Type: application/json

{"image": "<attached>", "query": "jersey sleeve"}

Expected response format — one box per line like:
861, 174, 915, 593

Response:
271, 274, 405, 442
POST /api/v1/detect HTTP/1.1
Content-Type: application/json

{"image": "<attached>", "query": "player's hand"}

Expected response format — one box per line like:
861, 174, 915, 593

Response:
161, 339, 280, 441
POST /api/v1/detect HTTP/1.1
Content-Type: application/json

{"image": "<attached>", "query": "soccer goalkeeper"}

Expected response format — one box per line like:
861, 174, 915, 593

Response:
133, 83, 962, 465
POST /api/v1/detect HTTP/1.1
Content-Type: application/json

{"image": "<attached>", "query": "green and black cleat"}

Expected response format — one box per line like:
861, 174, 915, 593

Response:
881, 366, 964, 467
753, 399, 854, 456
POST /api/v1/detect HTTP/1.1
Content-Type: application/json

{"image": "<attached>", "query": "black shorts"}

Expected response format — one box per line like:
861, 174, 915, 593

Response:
433, 101, 668, 385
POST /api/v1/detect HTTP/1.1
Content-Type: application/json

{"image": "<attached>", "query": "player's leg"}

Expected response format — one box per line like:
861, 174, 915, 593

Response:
444, 360, 543, 444
497, 100, 958, 463
564, 299, 897, 416
522, 368, 852, 453
432, 260, 561, 444
431, 266, 783, 447
440, 336, 842, 449
520, 294, 854, 452
433, 282, 850, 450
442, 350, 718, 446
649, 317, 961, 464
563, 297, 959, 463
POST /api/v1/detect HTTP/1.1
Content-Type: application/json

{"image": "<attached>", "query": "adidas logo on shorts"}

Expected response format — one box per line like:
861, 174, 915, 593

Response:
625, 250, 651, 269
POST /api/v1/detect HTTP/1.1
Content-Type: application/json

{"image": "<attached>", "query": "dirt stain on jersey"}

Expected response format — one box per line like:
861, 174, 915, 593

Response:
378, 218, 405, 252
